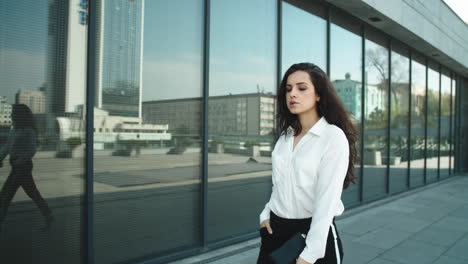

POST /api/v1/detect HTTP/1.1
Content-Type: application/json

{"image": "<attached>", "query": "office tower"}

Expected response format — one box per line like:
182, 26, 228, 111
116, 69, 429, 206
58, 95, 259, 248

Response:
96, 0, 145, 118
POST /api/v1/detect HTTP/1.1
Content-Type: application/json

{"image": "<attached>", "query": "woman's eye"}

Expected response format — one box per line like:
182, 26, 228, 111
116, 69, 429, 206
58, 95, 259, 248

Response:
286, 89, 292, 92
299, 87, 307, 91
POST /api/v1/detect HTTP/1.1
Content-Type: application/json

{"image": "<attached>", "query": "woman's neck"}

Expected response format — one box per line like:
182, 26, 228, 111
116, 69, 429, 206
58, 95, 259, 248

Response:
298, 110, 320, 135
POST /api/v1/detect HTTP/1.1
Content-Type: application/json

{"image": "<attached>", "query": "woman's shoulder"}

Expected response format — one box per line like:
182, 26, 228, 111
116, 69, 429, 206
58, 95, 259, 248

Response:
324, 124, 348, 145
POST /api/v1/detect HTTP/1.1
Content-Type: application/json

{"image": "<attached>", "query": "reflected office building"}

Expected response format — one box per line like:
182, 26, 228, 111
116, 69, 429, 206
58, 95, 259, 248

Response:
96, 0, 144, 118
1, 0, 468, 263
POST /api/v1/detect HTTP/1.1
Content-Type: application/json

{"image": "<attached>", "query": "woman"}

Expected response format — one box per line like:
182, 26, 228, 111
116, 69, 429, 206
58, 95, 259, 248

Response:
257, 63, 357, 264
0, 104, 53, 230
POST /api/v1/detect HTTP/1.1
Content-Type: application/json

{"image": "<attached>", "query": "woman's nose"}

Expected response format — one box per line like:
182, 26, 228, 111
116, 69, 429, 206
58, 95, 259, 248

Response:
289, 88, 297, 97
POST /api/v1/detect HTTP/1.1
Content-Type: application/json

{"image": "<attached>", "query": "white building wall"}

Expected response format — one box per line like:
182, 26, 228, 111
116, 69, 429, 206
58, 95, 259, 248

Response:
65, 0, 88, 112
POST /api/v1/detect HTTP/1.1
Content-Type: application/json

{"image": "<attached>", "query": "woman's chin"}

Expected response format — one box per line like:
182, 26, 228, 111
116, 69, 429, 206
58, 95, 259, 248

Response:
288, 109, 301, 115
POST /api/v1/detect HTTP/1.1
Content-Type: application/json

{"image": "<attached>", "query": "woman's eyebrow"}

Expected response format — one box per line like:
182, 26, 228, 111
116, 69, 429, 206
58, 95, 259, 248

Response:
286, 82, 308, 86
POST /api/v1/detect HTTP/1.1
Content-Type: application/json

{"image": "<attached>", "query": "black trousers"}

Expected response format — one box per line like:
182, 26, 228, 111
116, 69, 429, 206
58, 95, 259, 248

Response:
257, 212, 343, 264
0, 160, 52, 222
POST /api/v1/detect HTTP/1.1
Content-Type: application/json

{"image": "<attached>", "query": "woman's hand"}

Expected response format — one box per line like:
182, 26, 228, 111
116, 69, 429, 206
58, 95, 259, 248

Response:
296, 257, 311, 264
260, 220, 273, 234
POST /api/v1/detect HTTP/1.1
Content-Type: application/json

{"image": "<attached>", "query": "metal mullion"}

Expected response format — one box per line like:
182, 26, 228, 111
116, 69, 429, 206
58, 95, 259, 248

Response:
85, 0, 98, 263
201, 0, 210, 248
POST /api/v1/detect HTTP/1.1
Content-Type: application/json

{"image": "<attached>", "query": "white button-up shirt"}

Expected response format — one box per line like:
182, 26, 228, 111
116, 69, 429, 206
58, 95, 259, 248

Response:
259, 116, 349, 263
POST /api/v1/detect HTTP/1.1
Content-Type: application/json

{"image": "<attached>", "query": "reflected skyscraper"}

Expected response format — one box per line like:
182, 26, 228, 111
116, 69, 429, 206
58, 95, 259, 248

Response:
47, 0, 88, 114
96, 0, 144, 118
47, 0, 144, 118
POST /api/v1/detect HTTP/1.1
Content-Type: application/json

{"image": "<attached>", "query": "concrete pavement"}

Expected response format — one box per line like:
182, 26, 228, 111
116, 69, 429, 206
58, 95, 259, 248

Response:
171, 175, 468, 264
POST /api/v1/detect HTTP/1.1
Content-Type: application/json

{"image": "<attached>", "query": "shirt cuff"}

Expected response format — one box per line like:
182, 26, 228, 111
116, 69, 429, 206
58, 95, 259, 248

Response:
299, 247, 319, 264
259, 207, 271, 225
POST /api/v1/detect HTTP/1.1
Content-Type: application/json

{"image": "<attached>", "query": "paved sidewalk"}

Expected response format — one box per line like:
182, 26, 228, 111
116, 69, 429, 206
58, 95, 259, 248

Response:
171, 175, 468, 264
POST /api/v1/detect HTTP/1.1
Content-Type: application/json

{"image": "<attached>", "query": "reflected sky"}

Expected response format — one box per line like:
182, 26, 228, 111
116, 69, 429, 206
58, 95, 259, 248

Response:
142, 0, 204, 101
282, 2, 326, 75
209, 0, 277, 96
330, 24, 361, 82
0, 0, 48, 103
1, 0, 278, 104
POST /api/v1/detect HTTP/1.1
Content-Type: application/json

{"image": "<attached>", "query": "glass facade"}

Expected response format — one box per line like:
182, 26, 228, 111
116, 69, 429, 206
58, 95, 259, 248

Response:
389, 44, 410, 193
363, 31, 389, 201
0, 0, 466, 263
282, 0, 326, 74
330, 11, 362, 206
0, 0, 85, 263
94, 0, 204, 263
440, 70, 451, 179
207, 0, 277, 242
426, 63, 440, 183
450, 77, 456, 174
410, 54, 426, 187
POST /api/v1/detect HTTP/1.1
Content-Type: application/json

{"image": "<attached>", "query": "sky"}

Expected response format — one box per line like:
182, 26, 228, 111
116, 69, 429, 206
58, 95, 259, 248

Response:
0, 0, 466, 105
443, 0, 468, 23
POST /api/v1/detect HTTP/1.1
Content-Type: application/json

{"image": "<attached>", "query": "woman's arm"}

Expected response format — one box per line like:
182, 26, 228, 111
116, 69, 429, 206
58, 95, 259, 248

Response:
299, 130, 349, 264
259, 180, 274, 226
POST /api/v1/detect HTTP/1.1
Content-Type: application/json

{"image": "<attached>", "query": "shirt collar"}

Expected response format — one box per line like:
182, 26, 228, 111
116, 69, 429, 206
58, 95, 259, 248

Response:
307, 116, 328, 136
286, 117, 328, 136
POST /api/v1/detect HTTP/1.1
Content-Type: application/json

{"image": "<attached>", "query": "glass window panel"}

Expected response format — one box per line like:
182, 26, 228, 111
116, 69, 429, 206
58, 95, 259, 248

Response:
208, 0, 277, 242
330, 21, 361, 206
93, 0, 204, 262
410, 54, 426, 187
426, 64, 440, 183
440, 71, 451, 178
450, 77, 456, 174
282, 1, 326, 74
0, 0, 85, 263
389, 47, 410, 193
362, 36, 389, 201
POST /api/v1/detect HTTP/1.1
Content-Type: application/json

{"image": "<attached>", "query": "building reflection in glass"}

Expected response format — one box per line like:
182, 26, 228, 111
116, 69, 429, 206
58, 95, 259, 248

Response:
389, 47, 410, 193
410, 54, 426, 187
330, 17, 361, 206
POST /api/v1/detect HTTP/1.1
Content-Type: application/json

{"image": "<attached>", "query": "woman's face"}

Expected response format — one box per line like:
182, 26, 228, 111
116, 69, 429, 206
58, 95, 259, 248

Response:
285, 70, 320, 116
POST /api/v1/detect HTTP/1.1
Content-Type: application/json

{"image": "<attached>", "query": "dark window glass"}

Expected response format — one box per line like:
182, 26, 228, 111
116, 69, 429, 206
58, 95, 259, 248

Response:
330, 14, 361, 206
0, 0, 84, 263
94, 0, 204, 262
362, 32, 389, 201
426, 63, 440, 183
282, 0, 326, 74
389, 45, 410, 193
440, 71, 451, 178
208, 0, 277, 242
409, 54, 426, 187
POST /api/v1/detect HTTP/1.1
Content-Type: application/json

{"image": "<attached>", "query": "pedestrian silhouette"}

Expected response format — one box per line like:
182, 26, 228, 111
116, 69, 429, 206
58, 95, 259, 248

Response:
0, 104, 53, 231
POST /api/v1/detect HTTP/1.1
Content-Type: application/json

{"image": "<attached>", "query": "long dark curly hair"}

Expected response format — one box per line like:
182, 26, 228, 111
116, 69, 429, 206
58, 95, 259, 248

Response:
278, 63, 357, 189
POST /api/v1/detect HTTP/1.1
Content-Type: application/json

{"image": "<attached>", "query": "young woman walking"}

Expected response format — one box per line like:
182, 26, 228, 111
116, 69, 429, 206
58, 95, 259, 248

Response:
257, 63, 357, 264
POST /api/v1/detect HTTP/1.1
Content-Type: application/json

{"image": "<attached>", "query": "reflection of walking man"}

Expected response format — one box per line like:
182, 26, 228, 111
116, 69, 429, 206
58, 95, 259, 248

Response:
0, 104, 53, 230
